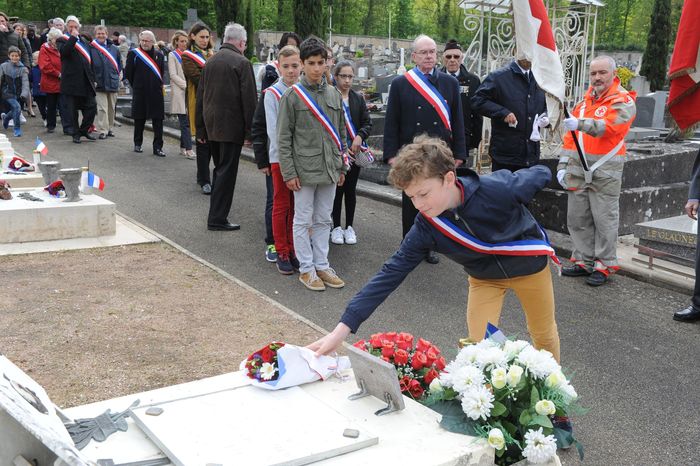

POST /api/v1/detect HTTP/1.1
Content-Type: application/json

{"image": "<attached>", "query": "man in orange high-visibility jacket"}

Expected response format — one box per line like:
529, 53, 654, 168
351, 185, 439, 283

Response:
557, 55, 636, 287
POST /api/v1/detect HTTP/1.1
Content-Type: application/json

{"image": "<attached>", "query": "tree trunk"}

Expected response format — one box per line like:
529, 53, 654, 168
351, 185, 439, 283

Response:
277, 0, 286, 30
214, 0, 241, 39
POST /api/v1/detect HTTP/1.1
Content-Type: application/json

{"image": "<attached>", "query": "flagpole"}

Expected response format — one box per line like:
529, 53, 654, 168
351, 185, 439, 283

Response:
563, 107, 589, 171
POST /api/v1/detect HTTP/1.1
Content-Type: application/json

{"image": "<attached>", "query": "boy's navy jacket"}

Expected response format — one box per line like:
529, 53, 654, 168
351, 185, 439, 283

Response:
340, 164, 552, 333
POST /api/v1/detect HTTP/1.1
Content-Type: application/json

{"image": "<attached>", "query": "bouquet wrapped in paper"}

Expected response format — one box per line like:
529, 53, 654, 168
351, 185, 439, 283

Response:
241, 342, 350, 390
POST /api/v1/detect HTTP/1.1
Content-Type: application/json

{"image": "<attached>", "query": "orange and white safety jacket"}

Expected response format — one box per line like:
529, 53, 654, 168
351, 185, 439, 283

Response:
559, 77, 636, 176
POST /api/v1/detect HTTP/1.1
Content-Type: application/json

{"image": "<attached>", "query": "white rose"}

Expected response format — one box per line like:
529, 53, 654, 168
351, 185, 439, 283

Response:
429, 377, 443, 394
487, 428, 505, 450
535, 399, 556, 416
545, 370, 565, 388
491, 367, 507, 389
559, 382, 578, 402
507, 365, 524, 387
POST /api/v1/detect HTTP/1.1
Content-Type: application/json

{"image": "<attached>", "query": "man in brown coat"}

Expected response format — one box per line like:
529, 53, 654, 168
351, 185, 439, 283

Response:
195, 22, 257, 231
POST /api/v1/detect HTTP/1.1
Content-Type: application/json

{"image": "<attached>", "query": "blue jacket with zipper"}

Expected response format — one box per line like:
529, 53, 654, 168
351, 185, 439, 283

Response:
340, 165, 552, 333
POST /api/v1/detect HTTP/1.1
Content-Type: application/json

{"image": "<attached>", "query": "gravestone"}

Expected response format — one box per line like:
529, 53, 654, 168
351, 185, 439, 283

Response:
648, 91, 668, 128
375, 75, 397, 95
634, 215, 697, 265
632, 96, 654, 128
183, 9, 199, 31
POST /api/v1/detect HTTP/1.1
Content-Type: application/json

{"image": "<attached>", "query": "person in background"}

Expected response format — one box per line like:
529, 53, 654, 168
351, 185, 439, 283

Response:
118, 35, 129, 68
324, 46, 335, 85
111, 31, 120, 46
0, 46, 29, 137
261, 32, 301, 91
30, 50, 46, 123
13, 23, 34, 117
38, 28, 64, 133
90, 25, 120, 139
27, 24, 42, 52
183, 22, 215, 195
330, 60, 372, 246
0, 13, 29, 67
168, 30, 195, 159
39, 19, 54, 45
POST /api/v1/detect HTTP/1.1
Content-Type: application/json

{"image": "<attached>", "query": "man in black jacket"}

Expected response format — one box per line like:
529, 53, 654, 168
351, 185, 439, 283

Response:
674, 148, 700, 323
384, 34, 467, 264
472, 58, 547, 172
58, 15, 96, 144
441, 39, 482, 163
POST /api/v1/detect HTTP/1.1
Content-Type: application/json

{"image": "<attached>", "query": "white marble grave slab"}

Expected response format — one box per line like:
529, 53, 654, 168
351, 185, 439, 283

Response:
1, 170, 45, 188
0, 189, 116, 243
130, 385, 378, 466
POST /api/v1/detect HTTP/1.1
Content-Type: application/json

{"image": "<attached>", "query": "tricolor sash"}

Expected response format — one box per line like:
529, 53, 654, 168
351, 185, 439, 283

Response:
405, 68, 451, 131
134, 48, 162, 82
182, 50, 206, 68
91, 40, 119, 71
63, 34, 92, 64
342, 101, 374, 163
171, 49, 182, 64
265, 84, 284, 101
291, 83, 343, 153
423, 214, 560, 266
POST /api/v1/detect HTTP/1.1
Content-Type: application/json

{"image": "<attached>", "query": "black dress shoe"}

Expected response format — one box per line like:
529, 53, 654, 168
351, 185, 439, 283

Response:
107, 131, 115, 137
84, 133, 97, 141
425, 251, 440, 264
153, 149, 166, 157
72, 135, 81, 144
201, 183, 212, 195
673, 306, 700, 322
561, 265, 591, 277
134, 145, 143, 153
208, 222, 241, 231
46, 128, 55, 133
586, 270, 608, 286
98, 133, 106, 139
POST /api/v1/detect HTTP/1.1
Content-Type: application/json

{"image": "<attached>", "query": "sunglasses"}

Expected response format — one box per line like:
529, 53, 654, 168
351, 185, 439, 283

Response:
444, 54, 461, 59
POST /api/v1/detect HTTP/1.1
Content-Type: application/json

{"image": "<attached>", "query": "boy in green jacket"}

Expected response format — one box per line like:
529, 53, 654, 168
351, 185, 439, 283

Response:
277, 38, 348, 291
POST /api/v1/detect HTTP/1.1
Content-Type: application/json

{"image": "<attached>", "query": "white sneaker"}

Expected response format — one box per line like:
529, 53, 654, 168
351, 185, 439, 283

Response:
20, 114, 26, 124
330, 226, 344, 244
344, 226, 357, 245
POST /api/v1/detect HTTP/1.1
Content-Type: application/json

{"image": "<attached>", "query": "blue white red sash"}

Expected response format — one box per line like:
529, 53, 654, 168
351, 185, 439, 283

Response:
423, 214, 560, 265
91, 40, 119, 71
133, 48, 162, 82
63, 34, 92, 64
265, 84, 284, 101
342, 101, 374, 163
405, 68, 451, 131
182, 50, 206, 68
292, 83, 343, 153
170, 49, 182, 64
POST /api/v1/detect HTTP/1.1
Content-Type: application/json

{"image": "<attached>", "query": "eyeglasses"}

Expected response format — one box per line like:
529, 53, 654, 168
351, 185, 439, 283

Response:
415, 49, 437, 56
337, 74, 354, 80
444, 54, 461, 59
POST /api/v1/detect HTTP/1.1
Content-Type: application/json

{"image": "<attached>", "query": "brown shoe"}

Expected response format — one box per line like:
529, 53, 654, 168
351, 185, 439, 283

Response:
316, 268, 345, 289
299, 270, 325, 291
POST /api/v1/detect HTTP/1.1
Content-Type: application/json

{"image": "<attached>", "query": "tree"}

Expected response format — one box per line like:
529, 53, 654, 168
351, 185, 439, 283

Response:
640, 0, 671, 91
394, 0, 414, 39
293, 0, 323, 39
276, 0, 286, 30
244, 0, 255, 58
213, 0, 242, 38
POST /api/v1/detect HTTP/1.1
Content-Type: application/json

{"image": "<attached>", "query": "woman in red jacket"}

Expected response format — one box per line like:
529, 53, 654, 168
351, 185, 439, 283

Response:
37, 28, 63, 133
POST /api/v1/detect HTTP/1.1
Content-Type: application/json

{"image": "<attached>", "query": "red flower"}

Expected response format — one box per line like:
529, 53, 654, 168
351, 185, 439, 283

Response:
396, 332, 414, 350
261, 346, 276, 363
435, 356, 446, 371
416, 338, 431, 353
369, 333, 383, 349
381, 355, 391, 363
399, 375, 411, 393
383, 332, 398, 342
411, 351, 428, 370
408, 379, 424, 398
425, 348, 438, 366
381, 342, 395, 358
394, 348, 409, 365
423, 368, 439, 385
353, 340, 367, 350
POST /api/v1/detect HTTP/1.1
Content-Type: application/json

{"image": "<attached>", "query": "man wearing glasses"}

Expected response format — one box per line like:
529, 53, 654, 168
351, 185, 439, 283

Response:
383, 34, 466, 265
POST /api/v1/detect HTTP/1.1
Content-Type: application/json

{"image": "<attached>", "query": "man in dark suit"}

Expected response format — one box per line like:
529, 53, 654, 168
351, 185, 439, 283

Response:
384, 34, 466, 264
196, 22, 257, 231
124, 30, 165, 156
674, 148, 700, 322
58, 15, 96, 144
440, 39, 482, 162
472, 58, 547, 172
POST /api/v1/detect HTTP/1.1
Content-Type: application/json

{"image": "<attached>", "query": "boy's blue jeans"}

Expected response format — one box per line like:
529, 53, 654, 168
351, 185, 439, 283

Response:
4, 98, 21, 128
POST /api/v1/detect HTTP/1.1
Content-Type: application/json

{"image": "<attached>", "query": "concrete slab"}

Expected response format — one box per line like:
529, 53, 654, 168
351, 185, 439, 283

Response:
0, 189, 116, 243
1, 170, 45, 188
0, 214, 159, 255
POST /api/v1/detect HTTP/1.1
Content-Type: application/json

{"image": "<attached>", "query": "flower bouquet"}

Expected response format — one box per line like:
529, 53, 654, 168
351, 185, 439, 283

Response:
426, 330, 584, 465
352, 332, 446, 401
241, 342, 350, 390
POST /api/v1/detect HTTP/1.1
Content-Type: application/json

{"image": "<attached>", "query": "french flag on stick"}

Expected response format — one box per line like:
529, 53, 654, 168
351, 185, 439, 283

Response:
35, 137, 48, 156
87, 171, 105, 190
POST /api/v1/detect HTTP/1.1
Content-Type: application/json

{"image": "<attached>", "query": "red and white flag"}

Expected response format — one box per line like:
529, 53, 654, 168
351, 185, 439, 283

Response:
667, 1, 700, 130
512, 0, 566, 129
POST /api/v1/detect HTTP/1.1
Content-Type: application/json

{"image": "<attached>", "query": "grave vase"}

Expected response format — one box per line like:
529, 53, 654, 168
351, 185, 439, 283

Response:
60, 168, 82, 202
39, 161, 61, 185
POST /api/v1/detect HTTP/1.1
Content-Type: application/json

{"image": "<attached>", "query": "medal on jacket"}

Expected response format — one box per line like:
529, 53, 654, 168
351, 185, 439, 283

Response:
133, 48, 162, 81
291, 83, 343, 154
63, 34, 92, 64
405, 68, 451, 131
182, 50, 206, 68
91, 40, 119, 71
423, 214, 561, 267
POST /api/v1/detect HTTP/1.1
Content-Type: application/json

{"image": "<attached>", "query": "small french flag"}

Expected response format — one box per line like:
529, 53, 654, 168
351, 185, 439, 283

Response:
86, 171, 105, 191
484, 322, 508, 344
36, 137, 48, 156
